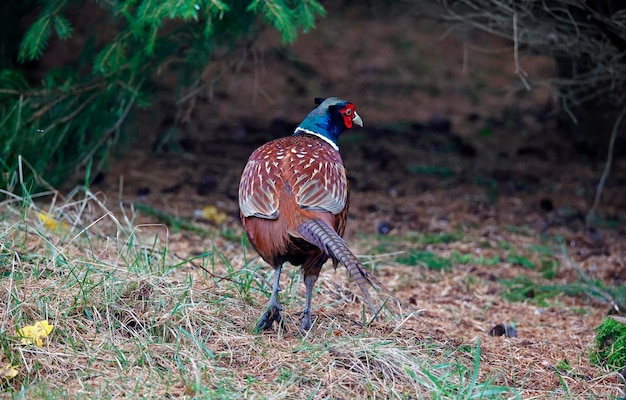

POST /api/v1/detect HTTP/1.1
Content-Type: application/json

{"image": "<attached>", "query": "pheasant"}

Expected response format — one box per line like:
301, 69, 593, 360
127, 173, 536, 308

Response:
239, 97, 390, 331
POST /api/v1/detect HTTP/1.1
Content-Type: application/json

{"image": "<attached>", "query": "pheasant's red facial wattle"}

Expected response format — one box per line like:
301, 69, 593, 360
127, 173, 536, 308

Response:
340, 104, 362, 129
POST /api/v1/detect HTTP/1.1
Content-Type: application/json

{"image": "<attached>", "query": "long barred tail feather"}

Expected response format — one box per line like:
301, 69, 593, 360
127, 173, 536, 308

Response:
297, 219, 397, 316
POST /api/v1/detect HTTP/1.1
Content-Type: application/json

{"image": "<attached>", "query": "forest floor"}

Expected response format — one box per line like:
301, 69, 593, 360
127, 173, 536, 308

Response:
2, 2, 626, 399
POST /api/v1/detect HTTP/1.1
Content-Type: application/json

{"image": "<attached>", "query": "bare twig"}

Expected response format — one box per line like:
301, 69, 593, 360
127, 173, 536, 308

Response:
432, 0, 626, 107
513, 11, 530, 91
586, 106, 626, 229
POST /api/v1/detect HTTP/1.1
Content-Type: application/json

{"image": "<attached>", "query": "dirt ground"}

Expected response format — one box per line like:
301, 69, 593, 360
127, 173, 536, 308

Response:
89, 2, 625, 397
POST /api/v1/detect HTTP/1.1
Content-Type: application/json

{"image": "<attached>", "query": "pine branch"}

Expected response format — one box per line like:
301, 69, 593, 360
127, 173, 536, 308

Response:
52, 15, 73, 39
4, 0, 326, 190
17, 0, 72, 62
18, 17, 53, 62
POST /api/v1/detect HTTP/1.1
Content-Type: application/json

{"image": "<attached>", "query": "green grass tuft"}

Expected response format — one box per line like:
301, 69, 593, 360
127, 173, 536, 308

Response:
396, 250, 452, 270
591, 317, 626, 369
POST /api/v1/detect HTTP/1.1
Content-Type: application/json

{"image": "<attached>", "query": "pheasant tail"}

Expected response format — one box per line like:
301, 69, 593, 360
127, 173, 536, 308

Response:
297, 219, 395, 316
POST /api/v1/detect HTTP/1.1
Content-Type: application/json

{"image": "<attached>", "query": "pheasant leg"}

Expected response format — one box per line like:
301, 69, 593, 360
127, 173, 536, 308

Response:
255, 264, 283, 331
300, 274, 319, 331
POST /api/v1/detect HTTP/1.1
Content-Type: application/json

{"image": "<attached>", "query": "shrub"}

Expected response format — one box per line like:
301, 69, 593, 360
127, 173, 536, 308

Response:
0, 0, 325, 191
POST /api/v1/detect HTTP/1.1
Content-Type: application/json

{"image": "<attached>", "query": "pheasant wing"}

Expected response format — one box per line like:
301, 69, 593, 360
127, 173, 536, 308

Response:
293, 159, 348, 215
239, 151, 282, 219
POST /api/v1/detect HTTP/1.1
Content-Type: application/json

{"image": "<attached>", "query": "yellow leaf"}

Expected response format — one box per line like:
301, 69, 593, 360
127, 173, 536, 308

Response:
0, 363, 18, 380
201, 205, 227, 225
37, 212, 67, 232
17, 320, 54, 347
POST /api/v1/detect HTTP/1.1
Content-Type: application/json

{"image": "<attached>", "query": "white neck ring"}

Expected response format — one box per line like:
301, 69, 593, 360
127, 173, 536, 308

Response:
294, 127, 339, 151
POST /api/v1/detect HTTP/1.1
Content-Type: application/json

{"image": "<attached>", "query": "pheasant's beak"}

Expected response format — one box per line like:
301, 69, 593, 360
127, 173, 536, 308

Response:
352, 112, 363, 127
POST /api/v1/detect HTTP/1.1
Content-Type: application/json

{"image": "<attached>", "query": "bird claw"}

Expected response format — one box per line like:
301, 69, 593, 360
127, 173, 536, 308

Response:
300, 311, 313, 332
254, 305, 283, 332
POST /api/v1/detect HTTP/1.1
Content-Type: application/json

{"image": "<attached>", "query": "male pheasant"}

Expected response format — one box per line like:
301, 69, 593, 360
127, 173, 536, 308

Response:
239, 97, 389, 331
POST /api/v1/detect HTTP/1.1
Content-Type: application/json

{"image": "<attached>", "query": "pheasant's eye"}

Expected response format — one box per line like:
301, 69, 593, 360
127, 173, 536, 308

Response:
345, 109, 352, 116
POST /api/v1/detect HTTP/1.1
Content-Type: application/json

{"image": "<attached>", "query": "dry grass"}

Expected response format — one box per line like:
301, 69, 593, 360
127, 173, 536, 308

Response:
0, 188, 499, 398
1, 186, 624, 399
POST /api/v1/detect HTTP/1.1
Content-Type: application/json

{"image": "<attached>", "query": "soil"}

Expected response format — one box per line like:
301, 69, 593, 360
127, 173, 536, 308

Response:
85, 2, 625, 397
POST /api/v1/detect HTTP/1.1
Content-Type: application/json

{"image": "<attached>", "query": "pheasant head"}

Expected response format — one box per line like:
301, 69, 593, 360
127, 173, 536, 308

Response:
293, 97, 363, 150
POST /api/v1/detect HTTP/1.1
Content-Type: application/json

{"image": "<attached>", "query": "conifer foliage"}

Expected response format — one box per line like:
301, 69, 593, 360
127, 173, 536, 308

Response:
0, 0, 325, 191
